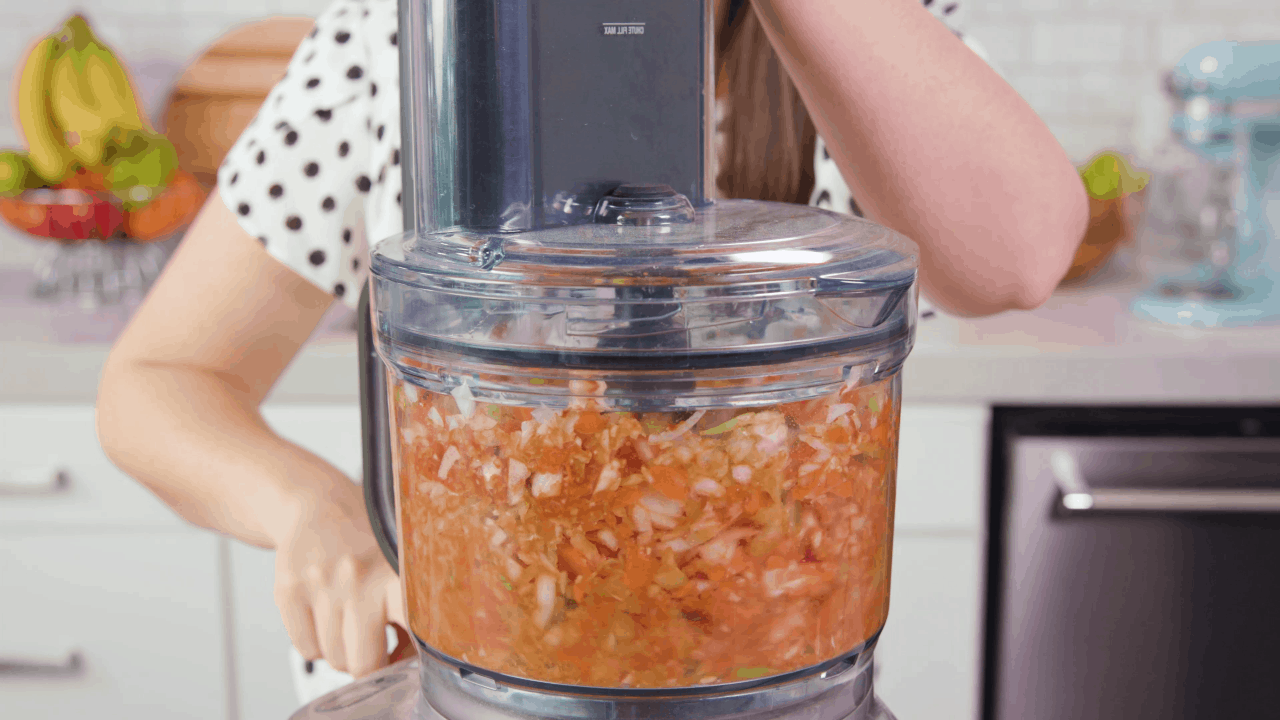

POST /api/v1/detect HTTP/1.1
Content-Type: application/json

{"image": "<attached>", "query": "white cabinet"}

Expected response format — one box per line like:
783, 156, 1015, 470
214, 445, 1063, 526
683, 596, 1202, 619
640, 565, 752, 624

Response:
229, 541, 301, 720
260, 404, 364, 482
875, 403, 990, 720
0, 533, 227, 720
0, 405, 190, 530
876, 536, 985, 720
0, 405, 225, 719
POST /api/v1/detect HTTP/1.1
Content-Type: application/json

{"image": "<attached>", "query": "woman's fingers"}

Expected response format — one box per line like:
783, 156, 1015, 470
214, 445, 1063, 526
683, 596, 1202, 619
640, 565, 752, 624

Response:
344, 601, 388, 678
313, 593, 349, 673
276, 587, 322, 661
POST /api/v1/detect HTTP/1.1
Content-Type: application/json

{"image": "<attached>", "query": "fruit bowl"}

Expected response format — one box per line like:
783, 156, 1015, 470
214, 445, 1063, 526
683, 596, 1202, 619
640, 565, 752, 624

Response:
0, 170, 205, 307
0, 187, 124, 241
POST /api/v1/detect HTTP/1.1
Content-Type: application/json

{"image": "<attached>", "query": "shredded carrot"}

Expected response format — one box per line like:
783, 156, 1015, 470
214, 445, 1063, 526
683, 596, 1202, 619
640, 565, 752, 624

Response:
649, 465, 688, 501
575, 411, 608, 434
393, 373, 899, 688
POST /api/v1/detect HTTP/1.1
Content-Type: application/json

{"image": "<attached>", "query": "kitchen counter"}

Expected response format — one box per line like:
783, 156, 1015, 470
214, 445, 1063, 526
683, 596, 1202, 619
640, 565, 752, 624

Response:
3, 263, 1279, 406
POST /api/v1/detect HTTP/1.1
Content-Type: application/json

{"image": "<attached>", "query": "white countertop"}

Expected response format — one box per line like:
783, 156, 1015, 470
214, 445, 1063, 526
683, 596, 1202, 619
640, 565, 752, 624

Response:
3, 250, 1279, 406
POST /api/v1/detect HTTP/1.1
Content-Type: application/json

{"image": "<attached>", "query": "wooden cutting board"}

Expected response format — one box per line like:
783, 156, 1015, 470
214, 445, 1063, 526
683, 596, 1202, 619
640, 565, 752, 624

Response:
161, 16, 314, 189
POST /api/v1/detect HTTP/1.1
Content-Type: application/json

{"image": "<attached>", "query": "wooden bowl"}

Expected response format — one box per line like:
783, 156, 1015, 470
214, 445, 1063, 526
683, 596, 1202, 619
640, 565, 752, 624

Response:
161, 16, 314, 189
1060, 189, 1145, 285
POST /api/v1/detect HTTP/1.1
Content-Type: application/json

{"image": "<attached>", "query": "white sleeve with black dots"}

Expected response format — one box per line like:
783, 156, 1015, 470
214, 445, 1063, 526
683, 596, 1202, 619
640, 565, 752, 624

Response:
217, 0, 399, 309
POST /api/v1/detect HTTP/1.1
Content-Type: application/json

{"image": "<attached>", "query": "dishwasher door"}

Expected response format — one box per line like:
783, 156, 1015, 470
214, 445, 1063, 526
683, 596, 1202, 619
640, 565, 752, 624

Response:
989, 408, 1280, 720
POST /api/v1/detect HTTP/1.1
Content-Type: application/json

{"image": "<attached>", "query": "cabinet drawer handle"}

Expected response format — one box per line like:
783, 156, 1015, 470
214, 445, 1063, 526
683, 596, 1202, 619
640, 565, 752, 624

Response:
0, 469, 71, 497
1051, 450, 1280, 516
0, 651, 85, 677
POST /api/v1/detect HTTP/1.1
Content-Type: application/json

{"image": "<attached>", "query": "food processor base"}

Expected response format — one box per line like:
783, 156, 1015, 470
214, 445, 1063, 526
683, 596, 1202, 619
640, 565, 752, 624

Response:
289, 656, 897, 720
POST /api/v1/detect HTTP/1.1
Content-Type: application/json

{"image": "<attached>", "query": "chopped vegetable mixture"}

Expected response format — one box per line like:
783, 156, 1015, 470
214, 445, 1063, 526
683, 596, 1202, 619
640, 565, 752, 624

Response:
390, 372, 900, 689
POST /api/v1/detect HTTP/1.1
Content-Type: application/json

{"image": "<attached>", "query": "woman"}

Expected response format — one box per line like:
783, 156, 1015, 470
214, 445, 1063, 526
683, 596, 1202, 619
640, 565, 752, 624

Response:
97, 0, 1087, 696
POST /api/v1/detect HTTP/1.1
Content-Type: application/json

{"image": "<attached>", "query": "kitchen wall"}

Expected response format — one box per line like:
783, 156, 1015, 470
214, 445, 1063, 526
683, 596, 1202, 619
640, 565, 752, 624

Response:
2, 0, 1279, 184
958, 0, 1280, 163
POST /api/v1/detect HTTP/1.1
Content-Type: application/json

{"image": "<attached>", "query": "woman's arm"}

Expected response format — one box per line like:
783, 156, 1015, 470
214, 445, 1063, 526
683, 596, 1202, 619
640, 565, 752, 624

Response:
97, 191, 402, 677
755, 0, 1089, 316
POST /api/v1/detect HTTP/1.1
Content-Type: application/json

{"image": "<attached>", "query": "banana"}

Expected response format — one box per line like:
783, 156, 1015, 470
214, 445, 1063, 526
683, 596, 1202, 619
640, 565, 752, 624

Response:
16, 35, 74, 184
48, 15, 145, 167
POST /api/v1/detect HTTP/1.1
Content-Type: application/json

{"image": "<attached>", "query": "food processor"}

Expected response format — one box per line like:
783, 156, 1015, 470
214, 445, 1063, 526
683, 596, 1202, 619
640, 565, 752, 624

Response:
1132, 40, 1280, 327
293, 1, 918, 718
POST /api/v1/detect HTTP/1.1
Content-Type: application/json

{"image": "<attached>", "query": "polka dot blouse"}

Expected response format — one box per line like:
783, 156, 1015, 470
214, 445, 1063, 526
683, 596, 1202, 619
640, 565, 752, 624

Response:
218, 0, 986, 310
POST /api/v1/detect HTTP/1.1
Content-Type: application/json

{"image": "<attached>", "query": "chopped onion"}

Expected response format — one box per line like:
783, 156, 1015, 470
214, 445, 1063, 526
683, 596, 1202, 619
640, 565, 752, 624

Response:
649, 510, 679, 530
427, 407, 443, 427
437, 446, 461, 479
640, 494, 683, 518
801, 436, 830, 454
596, 529, 619, 551
534, 575, 557, 628
731, 465, 752, 484
532, 406, 558, 425
649, 410, 706, 443
481, 462, 501, 489
826, 404, 854, 424
631, 505, 652, 534
508, 459, 530, 504
692, 477, 726, 498
450, 383, 476, 418
531, 472, 563, 498
664, 538, 692, 553
594, 461, 622, 494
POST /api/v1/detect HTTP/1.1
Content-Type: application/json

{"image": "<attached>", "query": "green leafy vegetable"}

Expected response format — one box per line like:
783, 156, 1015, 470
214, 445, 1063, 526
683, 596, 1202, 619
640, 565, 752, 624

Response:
702, 418, 738, 436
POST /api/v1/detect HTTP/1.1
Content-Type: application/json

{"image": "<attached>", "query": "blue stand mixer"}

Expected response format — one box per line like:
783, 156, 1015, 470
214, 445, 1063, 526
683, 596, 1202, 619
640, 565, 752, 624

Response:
1133, 41, 1280, 327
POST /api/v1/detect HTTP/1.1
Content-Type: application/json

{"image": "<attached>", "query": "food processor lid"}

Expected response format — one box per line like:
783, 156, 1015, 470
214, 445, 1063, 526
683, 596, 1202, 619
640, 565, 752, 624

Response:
370, 193, 918, 370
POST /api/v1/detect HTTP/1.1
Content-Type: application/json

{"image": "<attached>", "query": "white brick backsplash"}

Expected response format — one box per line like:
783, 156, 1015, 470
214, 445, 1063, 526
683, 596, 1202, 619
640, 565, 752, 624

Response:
969, 0, 1078, 19
1155, 24, 1230, 66
6, 0, 82, 24
1031, 22, 1128, 65
967, 23, 1031, 67
0, 26, 31, 86
1082, 0, 1164, 14
95, 0, 173, 15
1229, 24, 1280, 42
1007, 72, 1075, 117
174, 0, 278, 15
1078, 71, 1144, 116
1045, 119, 1134, 164
275, 0, 331, 15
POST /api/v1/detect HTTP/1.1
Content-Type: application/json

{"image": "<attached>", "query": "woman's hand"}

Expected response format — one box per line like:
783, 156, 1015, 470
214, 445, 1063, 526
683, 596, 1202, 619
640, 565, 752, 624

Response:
97, 192, 406, 679
273, 479, 406, 679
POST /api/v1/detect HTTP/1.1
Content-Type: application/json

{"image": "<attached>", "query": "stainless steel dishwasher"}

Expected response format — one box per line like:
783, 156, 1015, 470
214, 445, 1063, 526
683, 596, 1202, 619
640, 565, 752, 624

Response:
985, 407, 1280, 720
